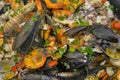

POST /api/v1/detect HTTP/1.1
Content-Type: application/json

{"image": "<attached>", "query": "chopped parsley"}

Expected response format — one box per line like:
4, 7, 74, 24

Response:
61, 62, 70, 69
16, 6, 21, 13
44, 40, 50, 46
14, 55, 18, 62
56, 28, 61, 34
69, 47, 75, 52
78, 47, 94, 58
59, 47, 66, 54
3, 6, 9, 12
80, 21, 89, 26
53, 46, 67, 59
105, 5, 116, 11
108, 5, 114, 10
0, 27, 3, 32
16, 0, 21, 3
59, 17, 65, 21
24, 25, 31, 32
71, 39, 80, 44
53, 52, 63, 59
32, 15, 38, 21
88, 26, 94, 31
75, 18, 89, 26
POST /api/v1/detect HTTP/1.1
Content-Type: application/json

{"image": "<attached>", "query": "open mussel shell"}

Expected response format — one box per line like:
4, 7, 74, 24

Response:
92, 24, 119, 43
12, 14, 40, 52
110, 58, 120, 67
57, 51, 89, 71
105, 48, 120, 59
87, 66, 105, 76
0, 60, 15, 73
89, 54, 107, 66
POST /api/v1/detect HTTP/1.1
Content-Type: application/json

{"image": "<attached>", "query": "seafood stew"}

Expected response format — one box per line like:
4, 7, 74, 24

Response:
0, 0, 120, 80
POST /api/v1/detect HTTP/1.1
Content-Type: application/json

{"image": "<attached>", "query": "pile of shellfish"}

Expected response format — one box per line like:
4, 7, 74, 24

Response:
0, 0, 120, 80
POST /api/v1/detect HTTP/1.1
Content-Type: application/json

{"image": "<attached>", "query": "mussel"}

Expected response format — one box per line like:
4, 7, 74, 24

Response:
105, 47, 120, 59
64, 26, 87, 37
12, 14, 42, 53
110, 58, 120, 67
87, 66, 105, 76
57, 51, 89, 71
19, 19, 40, 53
92, 24, 119, 43
21, 71, 58, 80
108, 0, 120, 19
55, 69, 87, 80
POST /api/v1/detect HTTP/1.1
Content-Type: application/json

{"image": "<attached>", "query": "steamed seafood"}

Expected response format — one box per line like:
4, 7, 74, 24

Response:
0, 0, 120, 80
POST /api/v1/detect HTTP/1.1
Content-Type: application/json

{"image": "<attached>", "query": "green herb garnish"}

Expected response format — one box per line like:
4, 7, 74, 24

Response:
71, 39, 80, 44
16, 0, 21, 3
16, 6, 21, 13
44, 40, 50, 46
75, 18, 81, 25
61, 62, 69, 68
32, 16, 38, 21
80, 21, 89, 26
108, 5, 114, 10
56, 28, 61, 34
14, 55, 18, 62
69, 47, 75, 52
24, 25, 31, 32
105, 5, 115, 11
54, 52, 63, 59
59, 17, 65, 21
88, 26, 94, 31
75, 18, 89, 26
59, 47, 66, 53
3, 6, 8, 12
85, 47, 93, 56
78, 47, 94, 58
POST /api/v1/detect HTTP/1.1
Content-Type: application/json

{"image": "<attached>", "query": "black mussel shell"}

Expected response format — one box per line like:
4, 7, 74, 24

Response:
21, 72, 58, 80
19, 19, 40, 53
64, 27, 87, 37
12, 14, 40, 50
92, 25, 119, 43
57, 51, 89, 71
109, 0, 120, 19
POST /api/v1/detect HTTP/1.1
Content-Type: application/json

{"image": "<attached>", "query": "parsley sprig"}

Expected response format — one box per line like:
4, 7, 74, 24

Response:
78, 47, 94, 59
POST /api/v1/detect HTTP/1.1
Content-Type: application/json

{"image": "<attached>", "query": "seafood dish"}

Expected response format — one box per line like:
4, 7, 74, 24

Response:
0, 0, 120, 80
